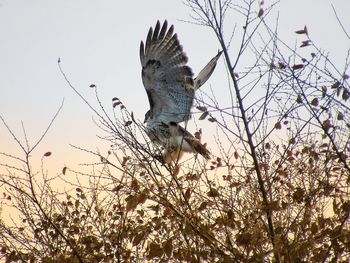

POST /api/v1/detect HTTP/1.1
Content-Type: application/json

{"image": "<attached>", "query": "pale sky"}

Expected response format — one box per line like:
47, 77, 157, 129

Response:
1, 0, 349, 172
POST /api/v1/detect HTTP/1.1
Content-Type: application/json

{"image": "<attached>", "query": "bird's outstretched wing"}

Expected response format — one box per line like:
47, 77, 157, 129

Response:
140, 20, 194, 123
194, 50, 222, 90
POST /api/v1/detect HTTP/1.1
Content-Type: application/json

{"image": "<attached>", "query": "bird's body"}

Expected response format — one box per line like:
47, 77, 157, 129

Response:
140, 20, 220, 163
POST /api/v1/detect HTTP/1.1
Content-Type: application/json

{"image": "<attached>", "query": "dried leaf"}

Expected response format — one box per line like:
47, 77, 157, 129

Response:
131, 112, 136, 122
137, 192, 147, 204
199, 111, 209, 120
331, 81, 340, 90
62, 167, 67, 175
43, 152, 52, 157
194, 129, 202, 140
148, 242, 163, 259
274, 122, 282, 130
292, 64, 304, 70
296, 94, 302, 103
173, 165, 180, 176
342, 89, 349, 101
122, 156, 130, 166
113, 101, 122, 108
126, 195, 138, 211
258, 8, 264, 17
208, 117, 216, 122
278, 62, 287, 69
163, 239, 173, 258
207, 188, 220, 197
131, 179, 139, 191
184, 189, 191, 200
300, 40, 311, 48
293, 187, 304, 203
196, 106, 207, 112
295, 26, 308, 35
337, 112, 344, 121
89, 84, 96, 88
198, 201, 208, 211
133, 232, 145, 246
236, 231, 252, 246
322, 86, 327, 98
125, 121, 132, 126
311, 98, 319, 106
322, 119, 332, 133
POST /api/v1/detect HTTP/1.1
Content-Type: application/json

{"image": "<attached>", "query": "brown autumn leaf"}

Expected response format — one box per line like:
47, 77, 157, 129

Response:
274, 122, 282, 130
258, 8, 264, 17
130, 112, 136, 122
199, 111, 209, 120
342, 201, 350, 213
163, 239, 173, 258
278, 62, 287, 69
148, 242, 163, 259
113, 101, 122, 108
89, 84, 96, 88
208, 117, 216, 122
125, 121, 132, 126
126, 195, 138, 211
207, 188, 220, 197
198, 201, 208, 211
62, 167, 67, 175
322, 86, 327, 98
337, 112, 344, 121
292, 64, 304, 70
236, 231, 252, 246
137, 192, 147, 204
173, 165, 180, 176
122, 156, 130, 166
131, 179, 139, 191
194, 130, 202, 140
184, 188, 191, 200
295, 25, 308, 35
310, 222, 318, 234
43, 152, 52, 157
331, 81, 340, 90
196, 106, 207, 112
322, 119, 332, 133
300, 40, 311, 48
311, 98, 319, 106
293, 187, 304, 203
132, 232, 145, 247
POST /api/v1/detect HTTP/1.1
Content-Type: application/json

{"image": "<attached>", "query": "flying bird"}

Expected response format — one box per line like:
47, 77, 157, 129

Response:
140, 20, 221, 163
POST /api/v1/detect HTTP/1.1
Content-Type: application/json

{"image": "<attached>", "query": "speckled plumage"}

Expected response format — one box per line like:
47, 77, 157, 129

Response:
140, 20, 221, 162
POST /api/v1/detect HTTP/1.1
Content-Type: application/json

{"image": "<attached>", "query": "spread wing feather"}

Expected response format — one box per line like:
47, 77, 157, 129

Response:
194, 50, 222, 90
140, 20, 194, 124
